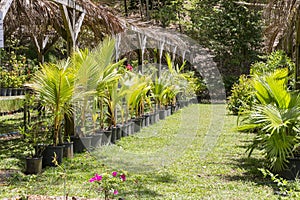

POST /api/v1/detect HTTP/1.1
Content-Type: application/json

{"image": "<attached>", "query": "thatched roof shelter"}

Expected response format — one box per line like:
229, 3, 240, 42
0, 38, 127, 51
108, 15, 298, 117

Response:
2, 0, 126, 61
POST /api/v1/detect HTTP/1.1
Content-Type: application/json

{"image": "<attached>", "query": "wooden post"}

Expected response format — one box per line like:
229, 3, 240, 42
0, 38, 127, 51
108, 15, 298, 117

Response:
0, 0, 14, 48
32, 34, 59, 64
57, 0, 85, 55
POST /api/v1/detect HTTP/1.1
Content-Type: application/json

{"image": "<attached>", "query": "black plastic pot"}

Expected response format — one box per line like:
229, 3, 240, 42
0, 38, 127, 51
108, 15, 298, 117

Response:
127, 121, 133, 135
133, 118, 143, 133
154, 111, 159, 123
42, 145, 64, 168
6, 88, 12, 96
144, 114, 150, 127
102, 130, 112, 145
90, 133, 103, 148
17, 88, 25, 95
122, 123, 128, 137
111, 127, 117, 144
12, 88, 18, 96
61, 142, 73, 159
171, 105, 177, 115
116, 125, 122, 140
0, 88, 7, 96
159, 109, 166, 120
166, 106, 171, 116
71, 136, 92, 153
25, 156, 43, 174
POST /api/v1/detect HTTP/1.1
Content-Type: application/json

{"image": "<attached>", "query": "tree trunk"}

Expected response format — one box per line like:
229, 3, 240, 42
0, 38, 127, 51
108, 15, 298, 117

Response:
145, 0, 150, 20
139, 0, 143, 19
124, 0, 128, 17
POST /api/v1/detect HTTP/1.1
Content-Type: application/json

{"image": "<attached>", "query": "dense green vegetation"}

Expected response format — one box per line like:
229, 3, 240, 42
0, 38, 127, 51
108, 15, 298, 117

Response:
3, 104, 300, 199
2, 0, 300, 199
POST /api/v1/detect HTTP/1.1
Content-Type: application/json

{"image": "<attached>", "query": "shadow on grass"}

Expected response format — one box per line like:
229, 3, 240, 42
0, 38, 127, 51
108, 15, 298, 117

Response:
223, 151, 287, 196
123, 188, 163, 199
122, 171, 177, 199
224, 157, 267, 183
0, 138, 27, 185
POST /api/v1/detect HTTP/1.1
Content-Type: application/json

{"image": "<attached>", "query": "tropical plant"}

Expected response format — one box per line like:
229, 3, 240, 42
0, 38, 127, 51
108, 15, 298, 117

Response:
105, 78, 122, 128
238, 69, 300, 172
228, 50, 295, 115
128, 74, 152, 117
30, 60, 75, 146
151, 74, 170, 109
72, 38, 122, 132
20, 93, 48, 157
250, 50, 295, 80
227, 75, 255, 115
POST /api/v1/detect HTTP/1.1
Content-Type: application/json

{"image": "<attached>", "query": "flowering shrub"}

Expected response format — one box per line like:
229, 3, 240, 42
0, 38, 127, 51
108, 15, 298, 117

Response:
89, 171, 126, 199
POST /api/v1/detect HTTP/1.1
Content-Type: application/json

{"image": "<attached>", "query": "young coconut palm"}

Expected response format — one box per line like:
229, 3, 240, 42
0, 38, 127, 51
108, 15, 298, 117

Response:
30, 60, 75, 146
73, 37, 122, 132
238, 68, 300, 172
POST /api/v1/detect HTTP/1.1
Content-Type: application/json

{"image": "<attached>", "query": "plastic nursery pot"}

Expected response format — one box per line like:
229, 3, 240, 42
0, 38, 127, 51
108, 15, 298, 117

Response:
42, 145, 64, 168
144, 114, 150, 127
121, 123, 129, 137
133, 117, 143, 133
61, 142, 74, 159
71, 136, 92, 153
111, 127, 118, 144
25, 156, 43, 175
90, 132, 103, 148
102, 130, 112, 145
159, 109, 167, 120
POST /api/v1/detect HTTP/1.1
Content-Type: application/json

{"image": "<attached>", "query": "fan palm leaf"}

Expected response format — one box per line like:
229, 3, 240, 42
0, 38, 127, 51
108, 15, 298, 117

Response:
238, 69, 300, 171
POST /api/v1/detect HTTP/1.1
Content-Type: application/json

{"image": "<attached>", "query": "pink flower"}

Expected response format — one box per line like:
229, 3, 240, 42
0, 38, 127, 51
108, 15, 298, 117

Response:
113, 189, 118, 195
112, 171, 118, 177
89, 174, 102, 182
126, 64, 133, 71
120, 174, 126, 181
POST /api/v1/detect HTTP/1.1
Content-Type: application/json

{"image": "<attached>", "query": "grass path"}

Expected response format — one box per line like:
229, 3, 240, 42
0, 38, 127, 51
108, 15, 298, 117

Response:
0, 104, 294, 199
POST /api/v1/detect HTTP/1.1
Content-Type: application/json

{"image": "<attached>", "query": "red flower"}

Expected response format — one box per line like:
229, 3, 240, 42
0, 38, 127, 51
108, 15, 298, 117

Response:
126, 64, 133, 71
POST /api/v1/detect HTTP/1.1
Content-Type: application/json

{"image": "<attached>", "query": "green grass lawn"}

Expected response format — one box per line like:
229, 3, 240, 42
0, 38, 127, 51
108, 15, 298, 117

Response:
1, 104, 299, 199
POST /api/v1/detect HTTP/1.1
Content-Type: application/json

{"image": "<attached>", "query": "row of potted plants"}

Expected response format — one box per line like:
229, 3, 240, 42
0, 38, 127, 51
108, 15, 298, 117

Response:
23, 37, 199, 175
0, 88, 25, 96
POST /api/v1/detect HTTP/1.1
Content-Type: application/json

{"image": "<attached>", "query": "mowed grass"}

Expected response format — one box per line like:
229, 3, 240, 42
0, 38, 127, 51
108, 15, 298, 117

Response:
1, 104, 297, 199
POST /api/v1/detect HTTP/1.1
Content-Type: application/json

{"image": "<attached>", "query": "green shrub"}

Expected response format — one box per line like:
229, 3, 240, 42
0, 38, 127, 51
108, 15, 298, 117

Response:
227, 50, 295, 115
227, 75, 255, 115
237, 69, 300, 172
250, 50, 295, 87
